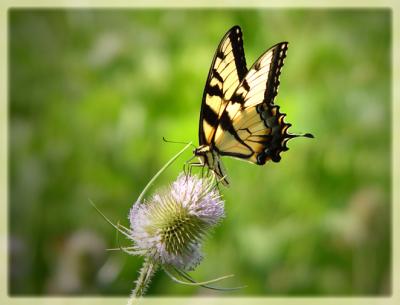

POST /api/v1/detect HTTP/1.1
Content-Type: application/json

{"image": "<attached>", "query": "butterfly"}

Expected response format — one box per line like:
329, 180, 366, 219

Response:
193, 26, 313, 186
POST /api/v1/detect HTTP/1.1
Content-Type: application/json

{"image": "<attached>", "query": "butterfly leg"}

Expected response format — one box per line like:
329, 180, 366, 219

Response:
187, 161, 203, 176
201, 164, 212, 180
183, 155, 204, 185
183, 155, 196, 176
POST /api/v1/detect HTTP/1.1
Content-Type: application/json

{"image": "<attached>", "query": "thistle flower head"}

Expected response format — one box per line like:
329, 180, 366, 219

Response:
129, 173, 224, 271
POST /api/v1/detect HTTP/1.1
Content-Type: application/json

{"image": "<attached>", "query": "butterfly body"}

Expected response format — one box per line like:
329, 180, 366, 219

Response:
195, 26, 313, 185
194, 145, 221, 169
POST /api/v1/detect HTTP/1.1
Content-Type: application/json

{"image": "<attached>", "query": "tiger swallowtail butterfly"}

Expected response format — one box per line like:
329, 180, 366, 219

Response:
193, 26, 313, 185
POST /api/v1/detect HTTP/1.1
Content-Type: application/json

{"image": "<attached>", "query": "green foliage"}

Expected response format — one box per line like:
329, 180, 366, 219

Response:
9, 9, 391, 296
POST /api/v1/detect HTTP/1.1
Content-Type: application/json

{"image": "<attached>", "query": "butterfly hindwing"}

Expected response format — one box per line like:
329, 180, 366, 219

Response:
199, 26, 247, 146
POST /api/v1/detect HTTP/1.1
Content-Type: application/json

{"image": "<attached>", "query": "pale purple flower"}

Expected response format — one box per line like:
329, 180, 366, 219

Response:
129, 173, 224, 271
92, 143, 236, 302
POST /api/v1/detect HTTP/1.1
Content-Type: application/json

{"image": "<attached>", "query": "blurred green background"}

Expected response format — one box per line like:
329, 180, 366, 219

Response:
9, 9, 391, 296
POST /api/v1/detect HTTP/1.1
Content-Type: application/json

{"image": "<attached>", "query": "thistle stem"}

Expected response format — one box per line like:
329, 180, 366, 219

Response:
128, 259, 158, 305
136, 142, 193, 204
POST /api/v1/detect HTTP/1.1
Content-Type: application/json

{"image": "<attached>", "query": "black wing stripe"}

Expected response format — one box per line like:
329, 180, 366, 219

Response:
214, 49, 233, 69
229, 29, 247, 81
264, 44, 287, 104
216, 50, 224, 59
215, 143, 252, 157
214, 55, 233, 72
230, 94, 245, 104
218, 111, 252, 151
216, 48, 233, 63
212, 69, 224, 83
206, 83, 224, 97
203, 104, 219, 127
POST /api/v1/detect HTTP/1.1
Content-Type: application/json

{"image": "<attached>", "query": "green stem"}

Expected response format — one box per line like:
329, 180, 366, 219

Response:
127, 259, 158, 304
136, 142, 193, 204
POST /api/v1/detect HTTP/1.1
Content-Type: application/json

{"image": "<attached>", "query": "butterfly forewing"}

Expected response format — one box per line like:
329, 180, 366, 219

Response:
199, 26, 247, 145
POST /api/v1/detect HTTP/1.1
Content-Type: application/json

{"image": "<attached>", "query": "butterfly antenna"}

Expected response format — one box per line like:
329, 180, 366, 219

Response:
163, 137, 197, 149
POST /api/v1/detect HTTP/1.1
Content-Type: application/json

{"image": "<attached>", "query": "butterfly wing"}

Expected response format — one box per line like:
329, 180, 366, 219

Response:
199, 25, 247, 146
213, 42, 312, 164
